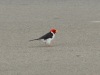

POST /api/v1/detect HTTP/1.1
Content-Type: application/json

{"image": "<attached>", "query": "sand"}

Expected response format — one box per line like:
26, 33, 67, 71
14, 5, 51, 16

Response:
0, 0, 100, 75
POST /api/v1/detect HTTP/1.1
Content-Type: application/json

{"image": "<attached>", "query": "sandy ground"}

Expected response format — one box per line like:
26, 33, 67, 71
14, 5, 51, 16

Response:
0, 0, 100, 75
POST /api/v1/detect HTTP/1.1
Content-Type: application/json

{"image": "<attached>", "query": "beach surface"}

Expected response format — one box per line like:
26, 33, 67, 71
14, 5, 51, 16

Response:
0, 0, 100, 75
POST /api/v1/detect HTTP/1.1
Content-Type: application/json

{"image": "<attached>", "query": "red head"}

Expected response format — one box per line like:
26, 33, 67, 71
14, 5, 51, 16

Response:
50, 28, 58, 34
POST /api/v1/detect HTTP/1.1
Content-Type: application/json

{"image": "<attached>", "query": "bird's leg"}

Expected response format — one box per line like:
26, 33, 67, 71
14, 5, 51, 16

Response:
47, 44, 52, 47
45, 42, 52, 47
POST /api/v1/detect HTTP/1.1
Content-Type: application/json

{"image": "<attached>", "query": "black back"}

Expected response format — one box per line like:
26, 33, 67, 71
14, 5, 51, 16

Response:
38, 32, 53, 40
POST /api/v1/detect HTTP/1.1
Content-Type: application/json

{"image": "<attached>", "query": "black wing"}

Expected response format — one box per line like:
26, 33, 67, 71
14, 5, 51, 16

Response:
38, 32, 53, 40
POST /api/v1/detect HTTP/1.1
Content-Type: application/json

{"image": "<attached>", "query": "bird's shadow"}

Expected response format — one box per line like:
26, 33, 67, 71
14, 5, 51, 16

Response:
28, 42, 67, 48
29, 45, 53, 48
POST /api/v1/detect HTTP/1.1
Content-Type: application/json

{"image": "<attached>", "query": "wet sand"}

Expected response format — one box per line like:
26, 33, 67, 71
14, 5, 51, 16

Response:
0, 0, 100, 75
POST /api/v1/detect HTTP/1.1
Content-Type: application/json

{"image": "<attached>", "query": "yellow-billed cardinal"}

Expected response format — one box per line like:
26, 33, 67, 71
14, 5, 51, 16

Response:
29, 29, 57, 45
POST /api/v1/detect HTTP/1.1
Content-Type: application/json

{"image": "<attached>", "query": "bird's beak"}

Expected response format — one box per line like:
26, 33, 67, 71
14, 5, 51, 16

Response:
56, 30, 58, 33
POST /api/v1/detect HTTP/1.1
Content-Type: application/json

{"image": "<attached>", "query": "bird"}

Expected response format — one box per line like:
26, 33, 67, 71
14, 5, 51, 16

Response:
29, 28, 58, 45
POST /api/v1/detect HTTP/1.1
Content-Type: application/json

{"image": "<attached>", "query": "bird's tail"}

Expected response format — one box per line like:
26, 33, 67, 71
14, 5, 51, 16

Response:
29, 39, 39, 41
